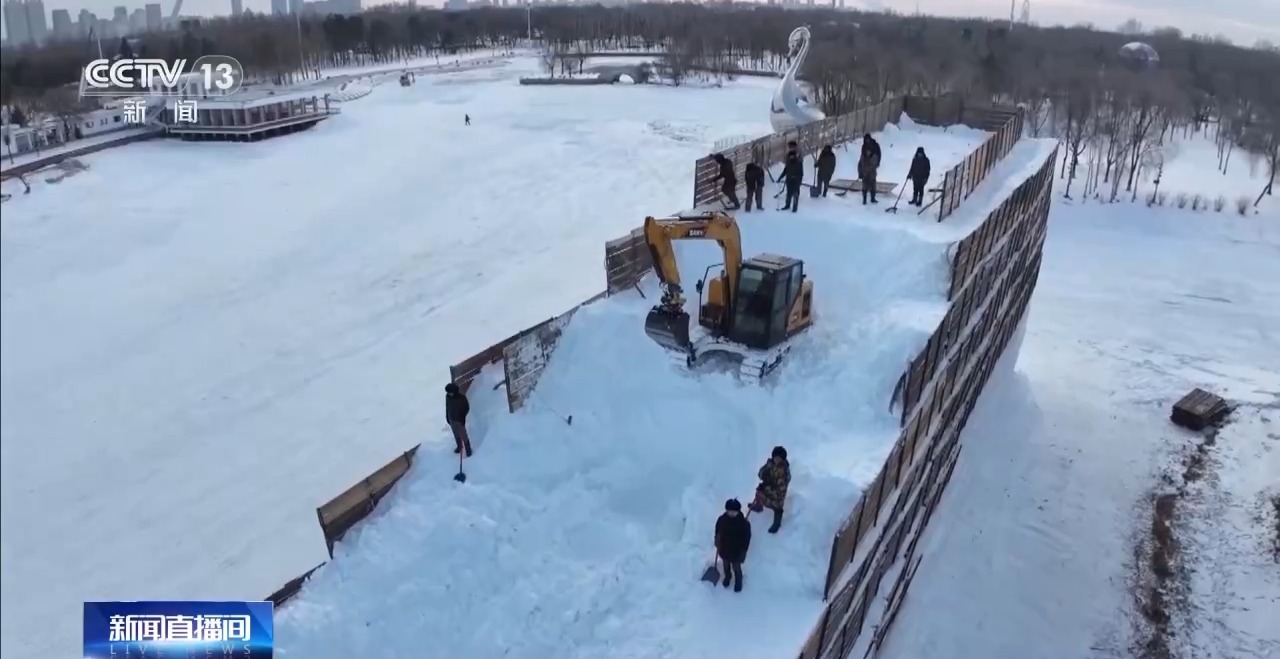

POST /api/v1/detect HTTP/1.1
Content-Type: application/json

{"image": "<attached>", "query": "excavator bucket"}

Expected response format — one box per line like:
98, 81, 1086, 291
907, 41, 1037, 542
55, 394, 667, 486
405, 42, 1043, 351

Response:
644, 307, 693, 353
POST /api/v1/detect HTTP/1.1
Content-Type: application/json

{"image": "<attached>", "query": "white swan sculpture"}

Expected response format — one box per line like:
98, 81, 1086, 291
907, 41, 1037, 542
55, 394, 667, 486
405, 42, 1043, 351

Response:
770, 26, 826, 134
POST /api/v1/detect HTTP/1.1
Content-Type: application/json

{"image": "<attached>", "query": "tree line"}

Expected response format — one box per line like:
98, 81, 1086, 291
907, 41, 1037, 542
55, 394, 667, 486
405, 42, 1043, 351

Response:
1, 3, 1276, 200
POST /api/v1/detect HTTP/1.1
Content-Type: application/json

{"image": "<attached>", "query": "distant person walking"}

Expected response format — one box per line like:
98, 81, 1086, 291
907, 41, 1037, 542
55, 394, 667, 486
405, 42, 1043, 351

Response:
465, 114, 471, 126
908, 147, 931, 206
445, 382, 473, 457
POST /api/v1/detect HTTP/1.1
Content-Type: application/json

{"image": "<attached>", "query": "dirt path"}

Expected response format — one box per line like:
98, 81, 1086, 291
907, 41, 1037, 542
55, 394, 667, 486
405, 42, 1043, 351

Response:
1129, 402, 1280, 659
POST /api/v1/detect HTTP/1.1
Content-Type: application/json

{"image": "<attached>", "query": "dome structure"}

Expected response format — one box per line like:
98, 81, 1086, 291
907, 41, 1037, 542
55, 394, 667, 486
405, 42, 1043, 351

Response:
1119, 41, 1160, 69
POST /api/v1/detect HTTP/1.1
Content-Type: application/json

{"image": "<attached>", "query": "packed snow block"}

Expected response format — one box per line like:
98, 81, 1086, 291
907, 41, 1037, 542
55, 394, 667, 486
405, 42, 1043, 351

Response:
604, 228, 651, 294
315, 445, 420, 559
265, 561, 326, 608
1170, 388, 1231, 431
503, 292, 606, 413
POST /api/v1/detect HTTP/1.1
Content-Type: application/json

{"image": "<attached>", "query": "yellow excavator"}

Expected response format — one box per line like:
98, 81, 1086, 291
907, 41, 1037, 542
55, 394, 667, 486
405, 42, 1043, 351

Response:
642, 212, 816, 382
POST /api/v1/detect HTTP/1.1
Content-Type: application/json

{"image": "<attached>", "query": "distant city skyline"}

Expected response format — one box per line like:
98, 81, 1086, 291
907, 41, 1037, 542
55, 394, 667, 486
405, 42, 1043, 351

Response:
3, 0, 1275, 47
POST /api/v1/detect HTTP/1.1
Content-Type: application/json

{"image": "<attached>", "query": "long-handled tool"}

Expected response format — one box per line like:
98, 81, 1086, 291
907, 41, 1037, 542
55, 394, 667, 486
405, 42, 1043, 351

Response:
453, 451, 467, 483
700, 549, 720, 584
885, 175, 909, 214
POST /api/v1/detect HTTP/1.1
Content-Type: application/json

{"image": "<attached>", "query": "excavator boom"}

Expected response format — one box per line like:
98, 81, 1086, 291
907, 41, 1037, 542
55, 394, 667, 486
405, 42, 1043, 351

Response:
642, 213, 743, 354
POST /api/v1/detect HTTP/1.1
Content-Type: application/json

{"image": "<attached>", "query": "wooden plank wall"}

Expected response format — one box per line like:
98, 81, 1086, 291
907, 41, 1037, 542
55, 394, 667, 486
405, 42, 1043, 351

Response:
936, 107, 1026, 222
265, 562, 328, 607
503, 292, 607, 413
795, 146, 1058, 659
605, 228, 652, 294
691, 97, 905, 209
314, 444, 422, 559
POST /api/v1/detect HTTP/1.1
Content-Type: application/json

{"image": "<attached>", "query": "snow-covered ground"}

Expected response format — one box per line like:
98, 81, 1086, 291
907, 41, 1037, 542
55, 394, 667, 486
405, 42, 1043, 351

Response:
0, 57, 791, 659
879, 143, 1280, 659
6, 47, 1275, 658
271, 123, 1030, 659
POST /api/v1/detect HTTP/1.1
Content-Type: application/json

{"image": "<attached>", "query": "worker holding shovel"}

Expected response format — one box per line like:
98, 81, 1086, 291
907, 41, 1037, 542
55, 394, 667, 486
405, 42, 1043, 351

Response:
445, 382, 473, 457
713, 498, 752, 592
749, 446, 791, 533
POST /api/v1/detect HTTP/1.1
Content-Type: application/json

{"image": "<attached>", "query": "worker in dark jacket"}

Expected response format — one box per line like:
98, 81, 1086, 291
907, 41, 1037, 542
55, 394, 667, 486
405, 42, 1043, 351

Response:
712, 153, 740, 210
815, 145, 837, 197
907, 147, 931, 206
858, 134, 882, 205
781, 152, 804, 212
743, 162, 765, 212
445, 382, 473, 457
714, 498, 752, 592
749, 446, 791, 533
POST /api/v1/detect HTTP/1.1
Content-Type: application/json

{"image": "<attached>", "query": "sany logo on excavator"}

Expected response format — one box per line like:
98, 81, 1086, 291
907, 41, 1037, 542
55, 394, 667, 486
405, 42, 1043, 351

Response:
688, 228, 707, 237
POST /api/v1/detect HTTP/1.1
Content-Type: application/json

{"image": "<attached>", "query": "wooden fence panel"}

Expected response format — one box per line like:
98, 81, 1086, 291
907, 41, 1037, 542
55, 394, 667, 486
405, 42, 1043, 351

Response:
315, 445, 421, 558
265, 562, 327, 606
605, 228, 650, 294
856, 470, 884, 540
937, 106, 1024, 222
449, 343, 507, 394
826, 497, 864, 597
820, 575, 859, 658
691, 98, 908, 207
504, 296, 601, 413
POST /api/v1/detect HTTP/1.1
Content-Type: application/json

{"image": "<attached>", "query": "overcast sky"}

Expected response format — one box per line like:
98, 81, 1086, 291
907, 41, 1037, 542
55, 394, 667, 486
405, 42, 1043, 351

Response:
20, 0, 1280, 47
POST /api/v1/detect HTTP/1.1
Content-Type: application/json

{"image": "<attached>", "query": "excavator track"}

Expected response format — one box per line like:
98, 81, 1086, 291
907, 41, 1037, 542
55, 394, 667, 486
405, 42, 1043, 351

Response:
651, 335, 791, 383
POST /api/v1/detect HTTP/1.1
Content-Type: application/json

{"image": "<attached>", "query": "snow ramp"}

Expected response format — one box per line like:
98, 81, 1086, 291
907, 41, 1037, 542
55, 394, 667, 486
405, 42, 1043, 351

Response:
274, 106, 1059, 659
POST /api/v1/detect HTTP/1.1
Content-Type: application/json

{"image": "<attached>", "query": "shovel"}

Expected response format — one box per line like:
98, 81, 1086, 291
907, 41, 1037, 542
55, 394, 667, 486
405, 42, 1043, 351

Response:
453, 451, 467, 483
700, 550, 720, 584
885, 176, 909, 214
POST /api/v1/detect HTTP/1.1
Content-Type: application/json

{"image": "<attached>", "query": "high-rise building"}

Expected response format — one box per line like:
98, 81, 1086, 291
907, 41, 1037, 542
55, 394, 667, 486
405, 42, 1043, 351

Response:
111, 5, 126, 37
50, 6, 71, 38
231, 0, 243, 15
130, 8, 144, 32
27, 0, 47, 43
271, 0, 288, 14
3, 0, 51, 46
144, 3, 161, 30
4, 0, 32, 45
288, 0, 301, 13
78, 8, 95, 36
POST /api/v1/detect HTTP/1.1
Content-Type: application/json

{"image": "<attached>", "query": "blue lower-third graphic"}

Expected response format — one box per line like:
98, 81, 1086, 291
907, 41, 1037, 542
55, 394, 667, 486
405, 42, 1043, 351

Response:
84, 600, 273, 658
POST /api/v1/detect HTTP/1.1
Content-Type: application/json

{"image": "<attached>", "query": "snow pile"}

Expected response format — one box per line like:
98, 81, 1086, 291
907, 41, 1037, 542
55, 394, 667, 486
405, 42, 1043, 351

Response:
273, 124, 1012, 659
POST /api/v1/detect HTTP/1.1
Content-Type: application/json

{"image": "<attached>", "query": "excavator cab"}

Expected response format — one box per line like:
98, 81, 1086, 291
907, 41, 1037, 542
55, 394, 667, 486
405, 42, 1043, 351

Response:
727, 254, 813, 350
